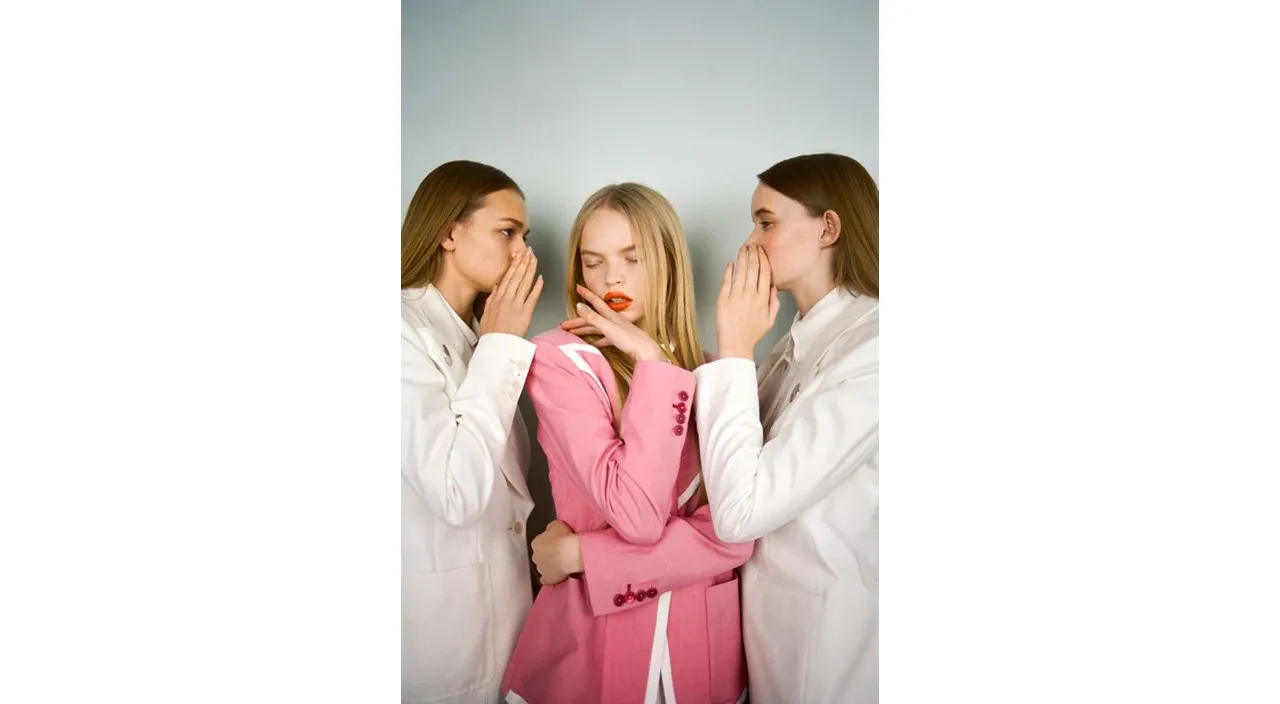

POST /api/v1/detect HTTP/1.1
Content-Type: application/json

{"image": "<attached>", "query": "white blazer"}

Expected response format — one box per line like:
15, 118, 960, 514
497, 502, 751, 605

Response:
402, 285, 536, 704
695, 287, 879, 704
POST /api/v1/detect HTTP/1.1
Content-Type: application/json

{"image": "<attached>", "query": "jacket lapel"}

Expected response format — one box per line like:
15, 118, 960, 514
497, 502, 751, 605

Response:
770, 295, 879, 433
799, 294, 879, 387
416, 287, 536, 502
411, 289, 469, 394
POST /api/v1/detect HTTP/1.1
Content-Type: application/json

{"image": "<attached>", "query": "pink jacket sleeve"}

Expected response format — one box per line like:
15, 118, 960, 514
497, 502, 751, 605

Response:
527, 336, 695, 545
575, 504, 753, 617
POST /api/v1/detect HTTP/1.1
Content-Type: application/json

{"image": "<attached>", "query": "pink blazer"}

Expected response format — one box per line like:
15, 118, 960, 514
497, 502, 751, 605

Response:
501, 329, 752, 704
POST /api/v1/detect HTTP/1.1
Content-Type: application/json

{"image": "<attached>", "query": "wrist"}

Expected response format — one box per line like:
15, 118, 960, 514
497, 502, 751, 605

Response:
632, 342, 665, 363
717, 347, 754, 360
561, 535, 584, 575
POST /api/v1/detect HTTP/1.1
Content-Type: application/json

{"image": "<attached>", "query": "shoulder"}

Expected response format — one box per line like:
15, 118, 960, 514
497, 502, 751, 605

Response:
530, 328, 607, 366
400, 290, 436, 335
532, 327, 584, 348
400, 298, 439, 353
826, 315, 878, 375
527, 329, 612, 405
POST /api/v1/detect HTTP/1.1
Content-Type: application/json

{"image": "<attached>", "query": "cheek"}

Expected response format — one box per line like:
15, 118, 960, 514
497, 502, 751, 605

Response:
489, 257, 511, 284
760, 234, 785, 265
488, 239, 516, 279
581, 267, 605, 291
761, 232, 803, 279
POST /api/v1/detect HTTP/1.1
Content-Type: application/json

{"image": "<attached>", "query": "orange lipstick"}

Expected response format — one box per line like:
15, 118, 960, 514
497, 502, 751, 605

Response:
603, 291, 632, 312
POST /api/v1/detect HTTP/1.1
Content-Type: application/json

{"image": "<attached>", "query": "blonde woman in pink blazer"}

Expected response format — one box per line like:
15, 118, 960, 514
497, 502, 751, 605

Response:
500, 183, 751, 704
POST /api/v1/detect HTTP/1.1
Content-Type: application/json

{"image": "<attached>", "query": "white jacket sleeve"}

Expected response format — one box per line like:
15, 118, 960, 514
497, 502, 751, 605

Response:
694, 337, 878, 543
401, 320, 535, 527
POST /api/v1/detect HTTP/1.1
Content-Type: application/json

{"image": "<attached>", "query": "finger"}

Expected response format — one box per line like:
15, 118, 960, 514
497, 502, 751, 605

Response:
514, 252, 538, 301
769, 285, 781, 324
560, 317, 588, 329
745, 245, 760, 291
494, 248, 524, 299
574, 301, 596, 324
718, 261, 733, 300
732, 246, 749, 294
574, 301, 603, 327
523, 273, 544, 309
504, 249, 533, 301
574, 303, 624, 342
575, 284, 619, 320
757, 246, 772, 293
591, 337, 614, 349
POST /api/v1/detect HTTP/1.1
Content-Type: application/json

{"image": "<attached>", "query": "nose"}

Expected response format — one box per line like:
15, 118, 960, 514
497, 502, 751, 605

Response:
744, 230, 763, 247
510, 238, 529, 257
605, 265, 623, 287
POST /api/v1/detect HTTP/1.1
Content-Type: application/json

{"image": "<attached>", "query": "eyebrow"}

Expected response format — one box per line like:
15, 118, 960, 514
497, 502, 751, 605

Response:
497, 217, 528, 233
580, 245, 637, 257
753, 208, 776, 219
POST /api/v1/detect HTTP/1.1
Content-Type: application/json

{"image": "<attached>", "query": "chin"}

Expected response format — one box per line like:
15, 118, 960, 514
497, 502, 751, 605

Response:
478, 270, 506, 292
770, 272, 796, 292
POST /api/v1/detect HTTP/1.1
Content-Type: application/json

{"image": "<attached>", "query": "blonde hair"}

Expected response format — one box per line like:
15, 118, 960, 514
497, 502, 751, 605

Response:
401, 160, 523, 289
565, 183, 704, 403
758, 153, 878, 298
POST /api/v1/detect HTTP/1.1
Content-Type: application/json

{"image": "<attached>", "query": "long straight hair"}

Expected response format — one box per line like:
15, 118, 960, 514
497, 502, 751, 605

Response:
401, 160, 523, 289
758, 153, 878, 298
564, 183, 704, 403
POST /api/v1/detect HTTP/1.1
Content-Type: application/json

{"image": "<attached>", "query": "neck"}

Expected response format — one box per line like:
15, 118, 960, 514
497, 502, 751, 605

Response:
788, 269, 838, 319
432, 267, 479, 326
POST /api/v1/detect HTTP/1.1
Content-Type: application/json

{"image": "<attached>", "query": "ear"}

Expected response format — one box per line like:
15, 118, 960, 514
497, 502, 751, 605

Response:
440, 220, 465, 252
819, 209, 842, 247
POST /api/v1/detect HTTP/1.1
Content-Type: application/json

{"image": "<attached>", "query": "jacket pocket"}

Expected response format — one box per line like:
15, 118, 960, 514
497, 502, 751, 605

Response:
705, 577, 748, 704
743, 573, 819, 704
402, 562, 496, 702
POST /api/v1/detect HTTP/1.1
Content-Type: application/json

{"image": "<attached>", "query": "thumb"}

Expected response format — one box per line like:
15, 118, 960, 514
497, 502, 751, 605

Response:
769, 286, 780, 323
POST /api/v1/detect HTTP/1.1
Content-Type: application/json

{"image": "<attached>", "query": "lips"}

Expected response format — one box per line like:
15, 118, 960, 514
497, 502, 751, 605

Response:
603, 291, 632, 312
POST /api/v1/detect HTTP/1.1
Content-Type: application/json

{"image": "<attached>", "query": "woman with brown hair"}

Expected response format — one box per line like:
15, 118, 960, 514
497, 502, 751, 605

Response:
400, 160, 544, 704
697, 153, 880, 703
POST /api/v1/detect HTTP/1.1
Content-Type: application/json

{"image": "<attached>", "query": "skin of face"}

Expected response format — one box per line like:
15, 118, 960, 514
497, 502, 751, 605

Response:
444, 188, 531, 291
745, 183, 828, 291
579, 207, 647, 325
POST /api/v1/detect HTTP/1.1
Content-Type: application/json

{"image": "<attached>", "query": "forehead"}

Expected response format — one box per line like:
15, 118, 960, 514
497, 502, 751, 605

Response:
581, 208, 634, 252
475, 188, 527, 221
751, 183, 799, 215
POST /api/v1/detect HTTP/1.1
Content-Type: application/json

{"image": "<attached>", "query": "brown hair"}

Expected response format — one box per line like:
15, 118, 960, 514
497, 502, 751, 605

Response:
401, 160, 523, 289
758, 153, 878, 298
565, 183, 704, 403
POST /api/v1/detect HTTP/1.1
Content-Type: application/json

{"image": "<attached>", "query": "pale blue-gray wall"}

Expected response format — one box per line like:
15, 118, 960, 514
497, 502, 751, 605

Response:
403, 0, 877, 566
